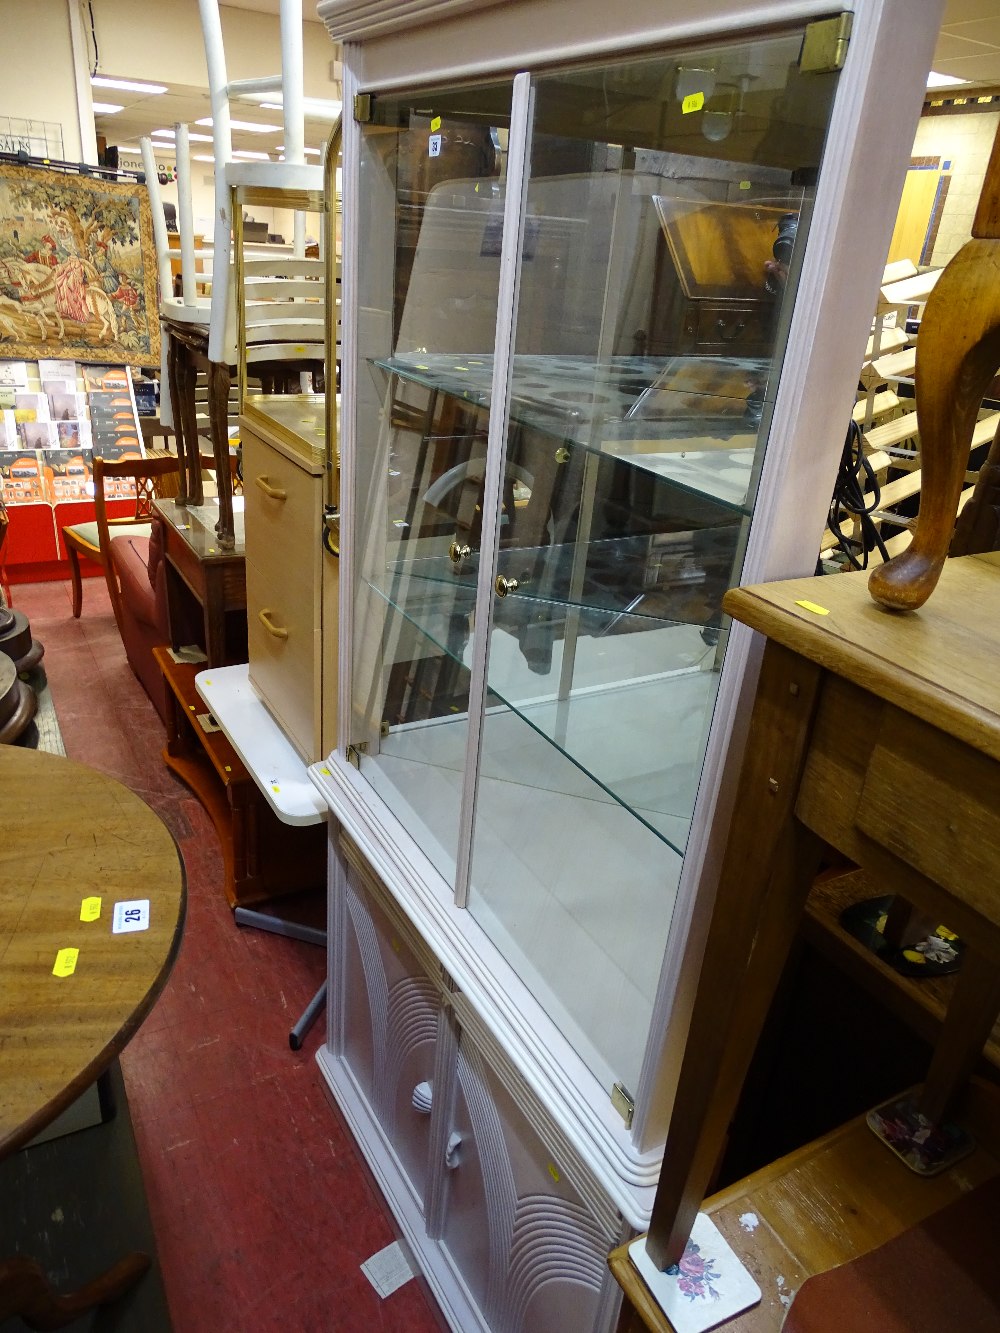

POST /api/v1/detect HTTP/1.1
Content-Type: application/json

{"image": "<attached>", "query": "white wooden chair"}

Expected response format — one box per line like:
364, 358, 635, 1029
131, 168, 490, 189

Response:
139, 0, 324, 549
141, 122, 238, 530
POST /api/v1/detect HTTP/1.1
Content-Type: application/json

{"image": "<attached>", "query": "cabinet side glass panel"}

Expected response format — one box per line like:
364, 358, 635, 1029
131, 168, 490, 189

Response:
466, 34, 838, 1097
350, 83, 514, 884
238, 190, 327, 457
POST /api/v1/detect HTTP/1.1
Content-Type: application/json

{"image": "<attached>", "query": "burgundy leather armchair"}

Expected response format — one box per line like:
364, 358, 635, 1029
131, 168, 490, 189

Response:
95, 456, 179, 722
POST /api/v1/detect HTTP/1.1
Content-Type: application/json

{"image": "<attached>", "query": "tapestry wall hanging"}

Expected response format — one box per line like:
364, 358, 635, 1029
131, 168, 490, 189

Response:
0, 163, 160, 365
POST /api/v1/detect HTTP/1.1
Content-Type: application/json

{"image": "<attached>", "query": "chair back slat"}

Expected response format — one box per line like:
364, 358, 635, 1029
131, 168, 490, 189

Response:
244, 257, 324, 278
94, 454, 181, 635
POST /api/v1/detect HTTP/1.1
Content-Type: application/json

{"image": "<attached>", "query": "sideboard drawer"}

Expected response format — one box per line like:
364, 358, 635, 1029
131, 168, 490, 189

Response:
243, 428, 321, 582
247, 554, 322, 764
856, 709, 1000, 927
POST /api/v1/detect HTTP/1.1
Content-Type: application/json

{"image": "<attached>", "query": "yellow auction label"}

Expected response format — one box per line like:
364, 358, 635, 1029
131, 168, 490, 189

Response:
547, 1162, 561, 1183
53, 948, 79, 977
430, 116, 441, 132
682, 92, 705, 114
80, 897, 102, 923
795, 599, 830, 616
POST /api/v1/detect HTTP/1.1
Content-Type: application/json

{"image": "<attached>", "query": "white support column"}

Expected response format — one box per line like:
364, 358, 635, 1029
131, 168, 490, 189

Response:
280, 0, 308, 262
198, 0, 235, 362
280, 0, 305, 167
65, 0, 98, 164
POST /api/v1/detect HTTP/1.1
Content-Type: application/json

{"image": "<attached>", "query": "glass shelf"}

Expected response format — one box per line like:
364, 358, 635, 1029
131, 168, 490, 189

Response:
387, 530, 738, 629
363, 574, 719, 856
375, 352, 763, 511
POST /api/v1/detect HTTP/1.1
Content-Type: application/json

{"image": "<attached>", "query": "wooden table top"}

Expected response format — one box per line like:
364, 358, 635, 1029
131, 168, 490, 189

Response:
724, 550, 1000, 762
0, 746, 185, 1157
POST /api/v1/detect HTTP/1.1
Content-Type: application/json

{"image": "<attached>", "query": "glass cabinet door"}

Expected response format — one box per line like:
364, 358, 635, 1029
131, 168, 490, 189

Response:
350, 29, 839, 1100
351, 80, 514, 885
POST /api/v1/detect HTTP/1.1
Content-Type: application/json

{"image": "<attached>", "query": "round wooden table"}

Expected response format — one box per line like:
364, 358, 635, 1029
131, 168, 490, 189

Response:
0, 745, 186, 1326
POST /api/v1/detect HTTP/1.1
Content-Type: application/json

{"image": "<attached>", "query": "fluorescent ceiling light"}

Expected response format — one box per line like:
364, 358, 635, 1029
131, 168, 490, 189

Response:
926, 70, 969, 88
92, 75, 167, 95
276, 146, 321, 156
259, 97, 342, 120
232, 149, 272, 160
196, 117, 281, 133
193, 154, 216, 162
152, 129, 213, 142
92, 102, 125, 114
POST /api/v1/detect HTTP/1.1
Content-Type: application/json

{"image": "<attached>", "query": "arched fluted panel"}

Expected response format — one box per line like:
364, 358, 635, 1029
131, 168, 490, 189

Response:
344, 878, 390, 1115
506, 1195, 608, 1332
384, 973, 440, 1128
457, 1044, 517, 1324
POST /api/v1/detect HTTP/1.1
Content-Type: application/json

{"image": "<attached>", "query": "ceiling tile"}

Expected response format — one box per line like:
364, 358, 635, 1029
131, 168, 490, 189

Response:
941, 0, 1000, 23
934, 31, 997, 60
925, 50, 1000, 81
944, 16, 1000, 44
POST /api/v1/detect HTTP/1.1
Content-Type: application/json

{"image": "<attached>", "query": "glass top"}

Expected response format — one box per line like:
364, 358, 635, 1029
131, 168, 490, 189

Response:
243, 392, 327, 461
153, 496, 246, 560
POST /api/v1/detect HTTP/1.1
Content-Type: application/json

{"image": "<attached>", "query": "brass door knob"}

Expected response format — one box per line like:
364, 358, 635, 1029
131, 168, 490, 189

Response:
494, 575, 519, 597
449, 541, 472, 564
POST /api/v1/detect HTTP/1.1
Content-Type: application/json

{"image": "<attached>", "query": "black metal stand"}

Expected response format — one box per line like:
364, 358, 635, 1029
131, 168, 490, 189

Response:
233, 908, 327, 1050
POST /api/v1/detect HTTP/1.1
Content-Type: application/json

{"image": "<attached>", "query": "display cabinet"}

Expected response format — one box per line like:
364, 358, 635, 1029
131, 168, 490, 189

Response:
312, 1, 941, 1328
234, 168, 340, 762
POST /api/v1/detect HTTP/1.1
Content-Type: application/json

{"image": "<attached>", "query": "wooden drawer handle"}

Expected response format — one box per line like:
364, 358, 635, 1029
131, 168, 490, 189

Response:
257, 609, 288, 640
255, 475, 287, 501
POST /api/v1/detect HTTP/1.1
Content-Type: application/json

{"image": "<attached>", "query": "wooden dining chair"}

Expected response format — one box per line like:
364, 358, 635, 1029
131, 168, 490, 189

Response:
61, 447, 177, 613
93, 455, 181, 636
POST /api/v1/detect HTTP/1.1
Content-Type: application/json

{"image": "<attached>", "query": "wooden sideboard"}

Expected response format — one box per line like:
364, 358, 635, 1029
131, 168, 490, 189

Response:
615, 551, 1000, 1328
153, 496, 247, 668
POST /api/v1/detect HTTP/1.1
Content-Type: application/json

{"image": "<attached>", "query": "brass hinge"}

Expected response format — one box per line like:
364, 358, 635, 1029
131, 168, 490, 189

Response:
353, 92, 373, 123
799, 13, 852, 74
611, 1081, 635, 1128
346, 741, 369, 768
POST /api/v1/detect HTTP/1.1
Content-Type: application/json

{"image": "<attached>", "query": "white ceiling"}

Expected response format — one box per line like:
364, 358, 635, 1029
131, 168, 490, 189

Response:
936, 0, 1000, 84
97, 1, 1000, 166
101, 82, 339, 164
96, 1, 339, 164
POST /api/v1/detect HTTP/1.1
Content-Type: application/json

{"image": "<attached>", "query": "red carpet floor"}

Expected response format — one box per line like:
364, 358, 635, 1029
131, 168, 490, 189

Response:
12, 576, 445, 1333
